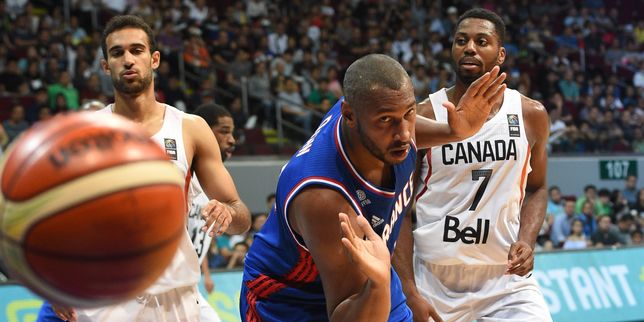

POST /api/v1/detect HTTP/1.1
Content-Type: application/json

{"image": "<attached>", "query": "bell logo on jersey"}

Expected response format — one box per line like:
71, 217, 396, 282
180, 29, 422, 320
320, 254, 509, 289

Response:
442, 215, 490, 244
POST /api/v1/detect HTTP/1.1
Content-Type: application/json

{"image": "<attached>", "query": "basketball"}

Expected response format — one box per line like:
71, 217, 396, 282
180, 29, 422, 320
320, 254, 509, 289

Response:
0, 112, 186, 308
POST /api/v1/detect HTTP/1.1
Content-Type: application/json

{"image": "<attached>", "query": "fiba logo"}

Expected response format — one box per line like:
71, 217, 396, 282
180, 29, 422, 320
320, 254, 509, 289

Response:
356, 189, 371, 206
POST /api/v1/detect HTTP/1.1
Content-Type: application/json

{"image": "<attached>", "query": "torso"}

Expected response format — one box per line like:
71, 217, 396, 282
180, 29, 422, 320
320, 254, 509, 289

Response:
100, 104, 200, 292
414, 88, 531, 266
241, 99, 415, 321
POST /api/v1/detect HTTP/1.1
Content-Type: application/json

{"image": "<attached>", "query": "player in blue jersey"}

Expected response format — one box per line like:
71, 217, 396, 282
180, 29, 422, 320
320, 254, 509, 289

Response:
240, 54, 505, 321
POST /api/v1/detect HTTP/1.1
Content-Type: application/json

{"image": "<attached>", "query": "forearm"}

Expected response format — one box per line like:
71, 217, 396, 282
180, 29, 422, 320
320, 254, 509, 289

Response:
330, 278, 391, 322
519, 187, 548, 249
415, 116, 457, 149
225, 200, 251, 234
201, 257, 210, 275
392, 214, 420, 298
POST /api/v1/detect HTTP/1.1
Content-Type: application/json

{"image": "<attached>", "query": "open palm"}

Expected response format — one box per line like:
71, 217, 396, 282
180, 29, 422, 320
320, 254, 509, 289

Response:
339, 213, 390, 284
446, 66, 507, 139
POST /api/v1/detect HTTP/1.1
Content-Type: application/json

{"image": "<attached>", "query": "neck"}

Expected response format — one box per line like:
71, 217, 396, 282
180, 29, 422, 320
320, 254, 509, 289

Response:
112, 88, 159, 122
448, 79, 504, 119
340, 119, 392, 187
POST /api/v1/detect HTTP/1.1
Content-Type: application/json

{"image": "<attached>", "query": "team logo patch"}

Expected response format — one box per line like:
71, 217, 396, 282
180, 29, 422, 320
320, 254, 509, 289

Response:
507, 114, 520, 137
371, 215, 384, 227
356, 189, 371, 206
164, 138, 178, 160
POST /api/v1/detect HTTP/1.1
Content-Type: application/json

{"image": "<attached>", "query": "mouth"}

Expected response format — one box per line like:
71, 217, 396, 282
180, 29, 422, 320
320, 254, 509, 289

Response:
389, 145, 410, 158
121, 70, 138, 80
459, 58, 482, 71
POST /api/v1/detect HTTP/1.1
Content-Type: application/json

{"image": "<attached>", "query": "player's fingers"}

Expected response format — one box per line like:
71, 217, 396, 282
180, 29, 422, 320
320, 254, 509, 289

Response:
217, 216, 232, 236
355, 214, 379, 241
341, 236, 359, 258
429, 309, 444, 322
482, 72, 506, 99
339, 213, 357, 241
464, 69, 493, 97
202, 202, 223, 231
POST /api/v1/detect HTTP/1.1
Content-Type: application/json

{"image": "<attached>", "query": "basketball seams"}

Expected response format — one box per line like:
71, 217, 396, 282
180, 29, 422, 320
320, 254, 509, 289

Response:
2, 114, 97, 196
2, 160, 183, 241
1, 213, 185, 260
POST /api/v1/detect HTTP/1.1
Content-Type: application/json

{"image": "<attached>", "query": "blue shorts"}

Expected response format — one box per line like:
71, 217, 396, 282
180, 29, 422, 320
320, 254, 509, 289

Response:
37, 301, 66, 322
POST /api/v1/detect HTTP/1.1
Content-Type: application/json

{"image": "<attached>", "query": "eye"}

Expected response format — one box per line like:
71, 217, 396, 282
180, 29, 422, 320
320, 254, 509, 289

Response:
380, 116, 391, 123
455, 38, 466, 45
478, 39, 488, 46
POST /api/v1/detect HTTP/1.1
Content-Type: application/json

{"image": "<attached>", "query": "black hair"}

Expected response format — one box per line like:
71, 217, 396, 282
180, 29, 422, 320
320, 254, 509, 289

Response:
343, 54, 409, 111
194, 103, 232, 128
101, 15, 157, 59
456, 8, 506, 44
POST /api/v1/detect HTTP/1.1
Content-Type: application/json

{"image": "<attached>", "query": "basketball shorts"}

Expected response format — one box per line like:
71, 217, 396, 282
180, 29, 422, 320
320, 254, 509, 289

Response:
72, 285, 200, 322
414, 257, 552, 322
198, 291, 222, 322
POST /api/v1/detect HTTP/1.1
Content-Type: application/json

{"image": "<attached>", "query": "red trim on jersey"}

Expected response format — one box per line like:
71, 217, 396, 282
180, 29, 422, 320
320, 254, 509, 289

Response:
519, 146, 531, 204
416, 150, 433, 201
334, 117, 396, 198
244, 247, 319, 321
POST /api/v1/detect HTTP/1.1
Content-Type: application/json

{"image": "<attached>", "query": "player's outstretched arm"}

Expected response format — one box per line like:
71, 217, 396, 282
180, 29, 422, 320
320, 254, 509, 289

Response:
507, 96, 549, 276
415, 66, 506, 149
392, 208, 443, 322
184, 115, 251, 236
392, 156, 443, 322
289, 188, 390, 322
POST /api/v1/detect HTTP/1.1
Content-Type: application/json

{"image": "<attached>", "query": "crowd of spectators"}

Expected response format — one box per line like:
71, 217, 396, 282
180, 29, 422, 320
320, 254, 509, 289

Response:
537, 175, 644, 251
0, 0, 642, 152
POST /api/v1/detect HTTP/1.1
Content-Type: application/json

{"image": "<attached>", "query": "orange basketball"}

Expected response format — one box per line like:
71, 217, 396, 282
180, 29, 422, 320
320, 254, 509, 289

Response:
0, 112, 186, 308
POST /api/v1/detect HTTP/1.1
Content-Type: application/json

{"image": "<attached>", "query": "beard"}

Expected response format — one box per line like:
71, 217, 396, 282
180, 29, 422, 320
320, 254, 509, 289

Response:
112, 70, 153, 94
355, 121, 409, 165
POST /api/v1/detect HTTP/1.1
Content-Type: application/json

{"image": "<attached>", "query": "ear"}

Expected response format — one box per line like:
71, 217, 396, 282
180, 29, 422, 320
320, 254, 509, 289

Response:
100, 59, 110, 76
340, 99, 356, 127
497, 46, 506, 66
151, 50, 161, 70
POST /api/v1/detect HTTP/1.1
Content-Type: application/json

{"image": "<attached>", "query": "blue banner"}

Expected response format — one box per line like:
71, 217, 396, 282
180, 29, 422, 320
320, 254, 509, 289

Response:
533, 247, 644, 322
2, 248, 643, 322
0, 270, 243, 322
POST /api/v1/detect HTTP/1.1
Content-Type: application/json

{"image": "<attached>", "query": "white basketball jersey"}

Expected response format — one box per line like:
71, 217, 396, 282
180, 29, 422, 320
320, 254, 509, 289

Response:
414, 88, 531, 266
187, 177, 213, 264
101, 104, 200, 293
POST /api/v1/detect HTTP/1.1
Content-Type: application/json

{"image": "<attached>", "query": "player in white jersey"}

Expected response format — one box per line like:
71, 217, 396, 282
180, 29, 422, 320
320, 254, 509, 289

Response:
393, 8, 552, 322
187, 103, 237, 322
45, 15, 251, 322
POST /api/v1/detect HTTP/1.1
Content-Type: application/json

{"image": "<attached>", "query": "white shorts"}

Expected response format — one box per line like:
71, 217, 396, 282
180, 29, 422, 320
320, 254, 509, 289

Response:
76, 285, 201, 322
414, 257, 552, 322
197, 292, 221, 322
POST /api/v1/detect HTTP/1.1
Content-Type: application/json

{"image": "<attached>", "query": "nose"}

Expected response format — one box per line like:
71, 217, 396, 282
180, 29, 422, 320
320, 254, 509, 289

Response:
464, 39, 476, 55
394, 119, 412, 143
123, 51, 135, 67
228, 133, 236, 146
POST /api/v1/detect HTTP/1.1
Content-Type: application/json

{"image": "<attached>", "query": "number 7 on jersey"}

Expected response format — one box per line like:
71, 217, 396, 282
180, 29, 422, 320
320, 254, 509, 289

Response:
470, 169, 493, 211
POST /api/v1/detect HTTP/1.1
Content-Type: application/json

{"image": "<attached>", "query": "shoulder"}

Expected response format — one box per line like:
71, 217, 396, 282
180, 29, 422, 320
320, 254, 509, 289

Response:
417, 96, 436, 120
182, 112, 210, 134
520, 93, 549, 145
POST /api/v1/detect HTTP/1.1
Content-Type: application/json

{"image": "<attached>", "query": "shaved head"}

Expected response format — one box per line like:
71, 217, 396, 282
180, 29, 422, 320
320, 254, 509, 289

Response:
343, 54, 410, 112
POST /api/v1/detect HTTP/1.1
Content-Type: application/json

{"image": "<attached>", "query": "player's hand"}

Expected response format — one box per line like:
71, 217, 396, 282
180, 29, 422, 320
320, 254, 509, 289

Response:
445, 66, 506, 139
52, 303, 77, 322
204, 274, 215, 293
407, 293, 443, 322
339, 213, 391, 285
201, 199, 233, 237
506, 240, 534, 276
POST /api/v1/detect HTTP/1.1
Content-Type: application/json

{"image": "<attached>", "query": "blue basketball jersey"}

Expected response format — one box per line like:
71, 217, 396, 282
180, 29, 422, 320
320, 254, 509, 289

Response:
240, 99, 415, 322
